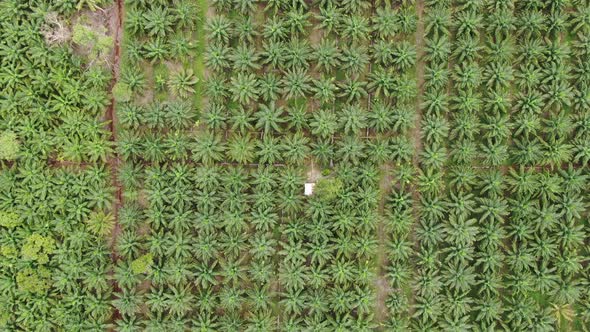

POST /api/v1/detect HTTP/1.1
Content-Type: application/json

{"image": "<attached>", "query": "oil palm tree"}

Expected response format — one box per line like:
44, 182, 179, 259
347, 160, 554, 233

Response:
255, 102, 285, 133
282, 68, 312, 100
191, 131, 225, 164
227, 134, 256, 164
230, 73, 259, 105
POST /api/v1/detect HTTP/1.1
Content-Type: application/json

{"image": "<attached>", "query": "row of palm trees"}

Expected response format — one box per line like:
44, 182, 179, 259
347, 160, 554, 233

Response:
114, 157, 383, 330
0, 161, 115, 331
402, 0, 590, 329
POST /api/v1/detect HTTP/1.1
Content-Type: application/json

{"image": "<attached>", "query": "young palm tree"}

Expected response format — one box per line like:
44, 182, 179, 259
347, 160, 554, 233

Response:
282, 68, 312, 100
285, 38, 313, 69
206, 15, 232, 44
231, 44, 261, 72
310, 109, 338, 138
257, 135, 283, 164
227, 134, 256, 164
168, 68, 198, 99
191, 131, 226, 164
230, 73, 259, 105
314, 40, 341, 73
313, 76, 339, 104
336, 135, 366, 164
259, 73, 283, 102
282, 133, 310, 164
255, 102, 285, 133
205, 43, 231, 72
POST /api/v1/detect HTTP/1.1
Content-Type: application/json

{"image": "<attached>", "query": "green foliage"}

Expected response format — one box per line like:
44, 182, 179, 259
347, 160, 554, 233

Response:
168, 68, 199, 98
16, 267, 51, 294
313, 177, 343, 202
0, 131, 19, 160
131, 253, 153, 274
0, 210, 20, 228
85, 211, 115, 236
21, 234, 56, 264
113, 82, 132, 102
72, 21, 113, 62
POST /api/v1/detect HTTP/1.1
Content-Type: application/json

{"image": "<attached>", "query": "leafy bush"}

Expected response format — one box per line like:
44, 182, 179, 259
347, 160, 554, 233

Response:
131, 253, 153, 274
313, 177, 343, 201
21, 234, 56, 264
0, 132, 19, 160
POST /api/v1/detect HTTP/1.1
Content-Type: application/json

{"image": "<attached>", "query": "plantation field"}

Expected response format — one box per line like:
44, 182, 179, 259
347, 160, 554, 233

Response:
2, 0, 590, 330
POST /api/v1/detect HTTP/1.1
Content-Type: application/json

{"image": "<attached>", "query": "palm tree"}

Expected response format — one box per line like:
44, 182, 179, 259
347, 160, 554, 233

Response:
310, 109, 338, 138
314, 40, 341, 73
285, 38, 312, 69
336, 135, 366, 164
202, 103, 228, 131
413, 293, 443, 324
255, 102, 285, 133
367, 100, 392, 132
112, 287, 143, 316
572, 4, 590, 34
206, 75, 229, 102
372, 7, 400, 39
143, 6, 176, 37
282, 133, 309, 164
286, 104, 309, 131
227, 134, 255, 164
311, 138, 335, 164
205, 43, 231, 72
191, 131, 225, 164
262, 16, 287, 40
420, 143, 447, 169
390, 136, 414, 163
424, 35, 451, 64
368, 66, 395, 98
260, 40, 286, 70
231, 44, 261, 72
168, 68, 198, 98
339, 15, 370, 42
313, 76, 339, 104
280, 288, 306, 316
339, 104, 366, 134
230, 107, 255, 134
339, 75, 368, 102
235, 17, 258, 43
425, 6, 451, 38
256, 135, 283, 164
453, 35, 483, 64
341, 45, 370, 75
286, 7, 311, 35
392, 41, 417, 71
455, 10, 482, 38
278, 261, 307, 291
316, 3, 340, 32
259, 73, 282, 102
282, 68, 312, 100
230, 73, 259, 105
206, 15, 232, 44
340, 0, 370, 14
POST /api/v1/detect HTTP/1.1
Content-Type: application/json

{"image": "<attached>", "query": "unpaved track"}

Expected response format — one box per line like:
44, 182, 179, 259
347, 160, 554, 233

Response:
107, 0, 123, 264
